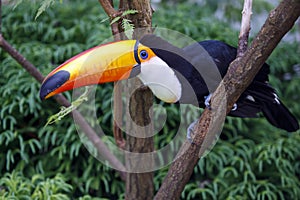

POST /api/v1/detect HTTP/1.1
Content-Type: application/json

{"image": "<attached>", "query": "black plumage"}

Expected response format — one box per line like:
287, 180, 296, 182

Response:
140, 34, 299, 132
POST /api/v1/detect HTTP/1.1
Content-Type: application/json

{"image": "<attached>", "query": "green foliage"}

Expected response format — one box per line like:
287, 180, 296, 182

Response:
152, 3, 239, 45
118, 9, 138, 39
1, 1, 122, 198
35, 0, 61, 20
109, 9, 138, 25
184, 133, 300, 199
121, 18, 135, 39
101, 9, 138, 39
0, 171, 72, 199
45, 86, 90, 126
1, 0, 299, 199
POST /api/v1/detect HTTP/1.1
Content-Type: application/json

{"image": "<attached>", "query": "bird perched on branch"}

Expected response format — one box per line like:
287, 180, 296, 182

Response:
40, 34, 299, 132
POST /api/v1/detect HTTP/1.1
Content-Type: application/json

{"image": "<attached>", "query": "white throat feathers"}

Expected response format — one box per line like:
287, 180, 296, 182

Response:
137, 56, 182, 103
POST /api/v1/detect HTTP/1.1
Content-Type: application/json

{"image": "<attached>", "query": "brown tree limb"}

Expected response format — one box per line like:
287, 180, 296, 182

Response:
0, 0, 2, 33
154, 0, 300, 199
122, 0, 153, 39
0, 34, 127, 181
113, 82, 126, 149
108, 0, 113, 5
222, 0, 300, 111
237, 0, 252, 57
0, 36, 44, 83
119, 0, 124, 10
97, 0, 122, 41
97, 5, 155, 200
98, 0, 119, 18
125, 80, 154, 200
111, 23, 122, 41
97, 0, 125, 149
121, 1, 154, 200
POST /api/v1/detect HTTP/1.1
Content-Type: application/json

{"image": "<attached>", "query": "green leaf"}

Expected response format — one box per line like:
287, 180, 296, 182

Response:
44, 86, 91, 126
122, 19, 135, 39
35, 0, 57, 20
110, 16, 121, 25
100, 17, 110, 24
12, 0, 25, 10
121, 9, 138, 17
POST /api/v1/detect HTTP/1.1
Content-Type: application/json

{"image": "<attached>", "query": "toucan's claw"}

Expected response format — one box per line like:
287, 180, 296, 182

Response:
186, 120, 198, 144
232, 103, 238, 111
204, 93, 212, 110
204, 94, 237, 111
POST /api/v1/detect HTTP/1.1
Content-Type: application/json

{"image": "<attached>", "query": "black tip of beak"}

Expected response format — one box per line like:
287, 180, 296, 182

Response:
40, 70, 70, 100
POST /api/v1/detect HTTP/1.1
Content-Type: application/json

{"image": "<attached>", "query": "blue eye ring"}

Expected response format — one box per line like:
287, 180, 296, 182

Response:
139, 50, 148, 60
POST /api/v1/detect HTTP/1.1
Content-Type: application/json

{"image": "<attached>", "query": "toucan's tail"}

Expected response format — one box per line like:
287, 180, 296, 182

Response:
247, 82, 299, 132
260, 98, 299, 132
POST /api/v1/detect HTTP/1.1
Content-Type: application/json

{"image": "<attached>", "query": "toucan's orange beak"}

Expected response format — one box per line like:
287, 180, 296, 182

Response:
40, 40, 151, 100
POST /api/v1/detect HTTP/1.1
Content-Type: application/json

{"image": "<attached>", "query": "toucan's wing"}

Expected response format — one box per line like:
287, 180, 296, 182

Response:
184, 40, 236, 77
188, 40, 270, 82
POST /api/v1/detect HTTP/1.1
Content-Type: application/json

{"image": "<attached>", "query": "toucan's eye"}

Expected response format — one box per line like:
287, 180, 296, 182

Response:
139, 50, 148, 60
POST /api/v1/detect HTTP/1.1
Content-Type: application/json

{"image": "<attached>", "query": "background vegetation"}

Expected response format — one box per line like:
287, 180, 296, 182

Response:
0, 0, 299, 199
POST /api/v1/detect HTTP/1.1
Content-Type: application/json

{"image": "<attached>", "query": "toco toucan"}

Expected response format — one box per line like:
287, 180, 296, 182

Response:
40, 34, 299, 132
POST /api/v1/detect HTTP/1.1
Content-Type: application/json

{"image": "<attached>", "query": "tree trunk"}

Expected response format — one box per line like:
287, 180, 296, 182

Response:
125, 83, 154, 200
122, 0, 153, 39
121, 1, 154, 200
98, 0, 154, 198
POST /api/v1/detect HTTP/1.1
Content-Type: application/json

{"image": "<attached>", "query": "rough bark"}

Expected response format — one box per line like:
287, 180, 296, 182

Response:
98, 0, 125, 150
122, 0, 153, 39
237, 0, 252, 57
155, 0, 300, 199
0, 0, 2, 33
122, 1, 154, 200
125, 83, 154, 200
98, 0, 154, 199
98, 0, 120, 18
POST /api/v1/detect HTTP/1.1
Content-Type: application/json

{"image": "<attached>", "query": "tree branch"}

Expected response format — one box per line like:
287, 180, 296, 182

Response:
121, 1, 154, 199
98, 0, 119, 18
0, 36, 44, 83
0, 34, 127, 181
97, 0, 125, 149
98, 1, 155, 198
222, 0, 300, 111
113, 82, 126, 149
108, 0, 113, 6
108, 0, 124, 149
154, 0, 300, 199
237, 0, 252, 57
119, 0, 124, 10
0, 0, 2, 34
99, 0, 122, 40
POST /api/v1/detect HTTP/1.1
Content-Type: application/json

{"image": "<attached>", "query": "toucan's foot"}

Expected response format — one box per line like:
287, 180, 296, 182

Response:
205, 94, 237, 111
204, 93, 212, 110
187, 120, 198, 143
232, 103, 237, 111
